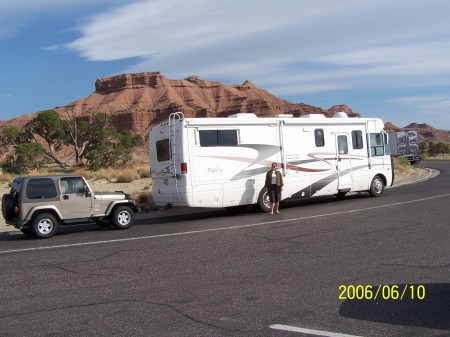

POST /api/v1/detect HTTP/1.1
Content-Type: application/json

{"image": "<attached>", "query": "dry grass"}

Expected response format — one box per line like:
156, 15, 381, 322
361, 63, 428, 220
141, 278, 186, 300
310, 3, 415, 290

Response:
422, 154, 450, 160
72, 162, 150, 182
393, 157, 415, 176
116, 171, 141, 183
0, 172, 13, 184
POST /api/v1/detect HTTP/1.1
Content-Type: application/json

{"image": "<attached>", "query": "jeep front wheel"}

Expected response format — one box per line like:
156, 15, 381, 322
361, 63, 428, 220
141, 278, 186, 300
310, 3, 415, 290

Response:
111, 206, 134, 229
31, 213, 59, 238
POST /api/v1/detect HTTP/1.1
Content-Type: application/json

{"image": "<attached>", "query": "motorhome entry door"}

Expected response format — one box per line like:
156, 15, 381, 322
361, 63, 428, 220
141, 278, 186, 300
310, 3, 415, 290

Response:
335, 133, 353, 190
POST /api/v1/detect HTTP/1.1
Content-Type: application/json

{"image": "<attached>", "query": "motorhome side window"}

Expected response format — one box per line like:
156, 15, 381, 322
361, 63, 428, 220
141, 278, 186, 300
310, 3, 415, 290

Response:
199, 130, 238, 147
370, 133, 384, 156
314, 129, 325, 147
352, 130, 364, 149
156, 139, 170, 162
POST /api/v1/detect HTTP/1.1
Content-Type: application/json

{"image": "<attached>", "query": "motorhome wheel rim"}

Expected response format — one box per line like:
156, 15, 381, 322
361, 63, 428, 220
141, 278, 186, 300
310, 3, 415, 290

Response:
374, 179, 383, 193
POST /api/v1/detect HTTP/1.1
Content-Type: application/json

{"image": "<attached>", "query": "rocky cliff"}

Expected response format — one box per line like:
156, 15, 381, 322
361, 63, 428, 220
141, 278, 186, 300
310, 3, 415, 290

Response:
1, 72, 448, 144
53, 72, 358, 135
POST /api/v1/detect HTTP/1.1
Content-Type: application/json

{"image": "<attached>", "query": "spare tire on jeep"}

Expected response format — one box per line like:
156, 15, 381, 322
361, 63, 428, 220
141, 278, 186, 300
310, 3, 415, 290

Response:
2, 194, 15, 221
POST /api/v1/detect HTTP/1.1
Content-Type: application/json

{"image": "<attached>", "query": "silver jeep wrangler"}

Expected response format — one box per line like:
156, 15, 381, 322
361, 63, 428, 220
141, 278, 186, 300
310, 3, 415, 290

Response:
2, 174, 139, 238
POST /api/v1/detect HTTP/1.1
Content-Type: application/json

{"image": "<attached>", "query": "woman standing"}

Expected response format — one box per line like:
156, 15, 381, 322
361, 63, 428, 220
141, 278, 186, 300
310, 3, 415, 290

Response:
264, 163, 284, 214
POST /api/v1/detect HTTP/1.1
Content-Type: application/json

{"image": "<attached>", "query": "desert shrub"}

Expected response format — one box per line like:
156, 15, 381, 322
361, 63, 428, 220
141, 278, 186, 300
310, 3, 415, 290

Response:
137, 167, 151, 178
116, 171, 140, 183
395, 156, 410, 166
73, 167, 95, 179
138, 193, 149, 204
94, 167, 118, 181
393, 157, 413, 176
0, 172, 13, 184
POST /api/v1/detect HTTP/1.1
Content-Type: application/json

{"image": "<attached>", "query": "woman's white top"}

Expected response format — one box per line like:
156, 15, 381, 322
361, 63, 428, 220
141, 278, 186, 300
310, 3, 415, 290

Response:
271, 171, 277, 184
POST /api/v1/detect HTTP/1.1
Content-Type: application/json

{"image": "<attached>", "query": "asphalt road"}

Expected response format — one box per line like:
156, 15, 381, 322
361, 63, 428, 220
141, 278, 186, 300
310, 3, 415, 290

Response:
0, 161, 449, 337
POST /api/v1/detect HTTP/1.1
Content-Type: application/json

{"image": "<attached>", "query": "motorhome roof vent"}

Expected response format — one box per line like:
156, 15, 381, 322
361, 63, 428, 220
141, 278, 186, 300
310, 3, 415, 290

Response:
333, 111, 348, 118
228, 113, 258, 118
299, 114, 326, 119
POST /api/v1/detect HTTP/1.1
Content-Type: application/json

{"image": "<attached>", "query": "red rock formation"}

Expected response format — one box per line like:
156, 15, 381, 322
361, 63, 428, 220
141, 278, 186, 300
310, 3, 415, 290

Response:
54, 72, 339, 135
1, 72, 448, 146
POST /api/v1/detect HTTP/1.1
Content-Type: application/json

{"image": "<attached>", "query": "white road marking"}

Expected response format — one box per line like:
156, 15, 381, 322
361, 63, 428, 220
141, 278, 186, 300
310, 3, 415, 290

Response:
270, 324, 363, 337
1, 193, 449, 255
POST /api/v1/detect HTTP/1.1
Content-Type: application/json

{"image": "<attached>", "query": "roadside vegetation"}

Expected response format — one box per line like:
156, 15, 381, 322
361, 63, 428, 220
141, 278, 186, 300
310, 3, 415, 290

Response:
393, 156, 415, 176
420, 141, 450, 160
0, 109, 144, 173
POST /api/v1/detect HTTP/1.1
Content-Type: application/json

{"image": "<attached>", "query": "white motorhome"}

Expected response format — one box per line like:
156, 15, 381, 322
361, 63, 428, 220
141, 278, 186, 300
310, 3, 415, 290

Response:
149, 112, 394, 212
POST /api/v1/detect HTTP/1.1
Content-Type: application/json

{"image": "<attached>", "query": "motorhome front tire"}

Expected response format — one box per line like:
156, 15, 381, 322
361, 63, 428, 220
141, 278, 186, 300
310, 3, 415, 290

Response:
369, 175, 384, 197
257, 188, 272, 213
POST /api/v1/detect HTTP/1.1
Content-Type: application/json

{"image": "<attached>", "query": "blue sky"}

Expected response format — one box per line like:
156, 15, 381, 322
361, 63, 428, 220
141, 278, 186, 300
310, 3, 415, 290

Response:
1, 0, 450, 130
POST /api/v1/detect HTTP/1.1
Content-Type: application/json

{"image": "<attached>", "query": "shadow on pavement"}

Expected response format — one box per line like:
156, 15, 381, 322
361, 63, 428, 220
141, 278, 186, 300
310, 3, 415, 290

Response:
339, 283, 450, 331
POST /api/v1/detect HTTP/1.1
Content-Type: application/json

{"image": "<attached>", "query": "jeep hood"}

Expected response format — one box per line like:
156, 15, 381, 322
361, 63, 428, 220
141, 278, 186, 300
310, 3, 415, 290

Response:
94, 192, 128, 200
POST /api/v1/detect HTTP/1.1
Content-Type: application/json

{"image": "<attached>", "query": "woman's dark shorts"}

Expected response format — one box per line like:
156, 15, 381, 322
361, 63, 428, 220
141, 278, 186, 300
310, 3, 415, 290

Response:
268, 184, 281, 203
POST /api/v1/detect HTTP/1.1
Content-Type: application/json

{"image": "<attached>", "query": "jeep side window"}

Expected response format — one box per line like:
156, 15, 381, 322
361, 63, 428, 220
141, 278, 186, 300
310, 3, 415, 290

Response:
26, 178, 57, 199
60, 178, 87, 194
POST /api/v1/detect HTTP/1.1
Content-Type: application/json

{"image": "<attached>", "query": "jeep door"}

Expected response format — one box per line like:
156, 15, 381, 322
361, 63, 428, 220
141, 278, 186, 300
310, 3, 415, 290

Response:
59, 177, 92, 218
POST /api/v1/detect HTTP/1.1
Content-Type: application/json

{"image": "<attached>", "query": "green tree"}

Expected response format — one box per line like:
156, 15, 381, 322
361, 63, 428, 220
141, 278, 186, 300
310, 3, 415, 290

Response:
112, 130, 144, 164
419, 141, 428, 157
436, 142, 449, 154
1, 126, 22, 146
13, 143, 46, 173
24, 110, 68, 167
79, 114, 143, 170
1, 110, 145, 172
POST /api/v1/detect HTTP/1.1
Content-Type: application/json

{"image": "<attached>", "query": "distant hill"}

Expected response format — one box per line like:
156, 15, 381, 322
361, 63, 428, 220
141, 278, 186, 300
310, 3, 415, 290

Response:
385, 122, 450, 143
0, 72, 359, 136
1, 72, 449, 145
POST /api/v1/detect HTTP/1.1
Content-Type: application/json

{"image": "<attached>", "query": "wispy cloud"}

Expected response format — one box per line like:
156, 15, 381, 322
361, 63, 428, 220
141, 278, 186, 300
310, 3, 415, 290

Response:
0, 0, 127, 39
389, 94, 450, 126
63, 0, 450, 100
2, 0, 450, 128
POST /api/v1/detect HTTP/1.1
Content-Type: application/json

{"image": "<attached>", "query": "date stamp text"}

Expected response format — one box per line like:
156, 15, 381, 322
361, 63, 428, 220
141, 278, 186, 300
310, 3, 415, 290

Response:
339, 284, 426, 300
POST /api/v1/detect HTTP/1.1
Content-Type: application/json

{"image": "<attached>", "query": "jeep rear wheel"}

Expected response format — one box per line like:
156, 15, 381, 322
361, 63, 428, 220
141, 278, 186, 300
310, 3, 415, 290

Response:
31, 213, 59, 238
111, 206, 134, 229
